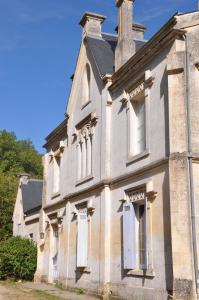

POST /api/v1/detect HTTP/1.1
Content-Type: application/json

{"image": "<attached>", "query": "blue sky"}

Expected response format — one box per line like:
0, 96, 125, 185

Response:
0, 0, 197, 153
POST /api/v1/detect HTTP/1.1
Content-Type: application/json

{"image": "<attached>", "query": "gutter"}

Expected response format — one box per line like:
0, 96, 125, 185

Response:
184, 34, 199, 297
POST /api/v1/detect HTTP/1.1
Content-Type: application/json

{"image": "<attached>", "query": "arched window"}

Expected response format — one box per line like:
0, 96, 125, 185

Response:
82, 64, 91, 106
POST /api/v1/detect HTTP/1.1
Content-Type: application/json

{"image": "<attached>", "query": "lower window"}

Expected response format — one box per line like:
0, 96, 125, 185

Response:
77, 208, 88, 268
123, 190, 147, 270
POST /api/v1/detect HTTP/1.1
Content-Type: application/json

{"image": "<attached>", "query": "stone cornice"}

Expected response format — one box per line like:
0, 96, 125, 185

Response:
79, 12, 106, 27
43, 157, 169, 212
43, 118, 68, 149
109, 15, 185, 92
44, 152, 199, 212
116, 0, 134, 7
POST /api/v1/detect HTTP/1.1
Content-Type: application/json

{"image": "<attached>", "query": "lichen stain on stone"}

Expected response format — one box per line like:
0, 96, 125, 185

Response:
174, 279, 192, 297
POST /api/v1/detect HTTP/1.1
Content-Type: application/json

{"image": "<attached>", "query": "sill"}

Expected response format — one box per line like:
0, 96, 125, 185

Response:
126, 268, 155, 278
126, 149, 150, 165
76, 174, 93, 186
51, 192, 61, 200
76, 267, 91, 273
81, 100, 91, 110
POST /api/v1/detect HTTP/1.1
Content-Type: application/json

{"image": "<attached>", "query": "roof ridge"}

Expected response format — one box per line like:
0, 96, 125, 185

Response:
29, 179, 43, 182
102, 32, 118, 37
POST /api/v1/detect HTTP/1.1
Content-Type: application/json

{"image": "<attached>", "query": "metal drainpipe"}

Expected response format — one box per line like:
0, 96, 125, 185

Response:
184, 33, 199, 297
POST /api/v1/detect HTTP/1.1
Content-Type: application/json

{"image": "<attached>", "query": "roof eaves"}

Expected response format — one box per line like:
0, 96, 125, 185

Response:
43, 118, 68, 149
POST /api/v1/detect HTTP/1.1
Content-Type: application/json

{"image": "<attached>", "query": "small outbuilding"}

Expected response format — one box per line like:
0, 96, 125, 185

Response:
13, 174, 43, 243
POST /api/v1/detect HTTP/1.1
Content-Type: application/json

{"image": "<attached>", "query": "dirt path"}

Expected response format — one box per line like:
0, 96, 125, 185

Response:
0, 281, 47, 300
0, 281, 100, 300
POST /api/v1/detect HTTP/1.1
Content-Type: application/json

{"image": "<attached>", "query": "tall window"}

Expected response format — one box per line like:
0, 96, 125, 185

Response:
77, 119, 95, 182
123, 190, 147, 270
130, 91, 146, 157
77, 208, 88, 268
132, 95, 146, 155
52, 225, 59, 281
82, 64, 91, 106
53, 156, 60, 194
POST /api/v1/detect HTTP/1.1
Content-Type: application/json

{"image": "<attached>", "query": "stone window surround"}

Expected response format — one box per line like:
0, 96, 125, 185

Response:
122, 179, 157, 278
81, 63, 92, 110
123, 70, 154, 165
75, 113, 98, 186
49, 141, 65, 199
73, 199, 95, 273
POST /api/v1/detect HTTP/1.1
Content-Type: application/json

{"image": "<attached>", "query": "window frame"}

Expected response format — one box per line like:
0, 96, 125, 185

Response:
126, 71, 154, 165
48, 142, 65, 200
75, 113, 98, 186
75, 200, 94, 273
122, 181, 157, 278
81, 63, 92, 109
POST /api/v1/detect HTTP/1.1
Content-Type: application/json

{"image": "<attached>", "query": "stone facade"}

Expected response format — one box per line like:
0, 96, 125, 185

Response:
35, 2, 199, 300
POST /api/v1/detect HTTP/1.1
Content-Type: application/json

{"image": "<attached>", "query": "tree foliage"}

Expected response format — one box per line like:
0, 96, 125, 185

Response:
0, 236, 37, 280
0, 130, 43, 241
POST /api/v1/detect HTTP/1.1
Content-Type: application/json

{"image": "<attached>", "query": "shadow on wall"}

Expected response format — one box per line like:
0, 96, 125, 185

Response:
160, 67, 170, 157
162, 168, 173, 295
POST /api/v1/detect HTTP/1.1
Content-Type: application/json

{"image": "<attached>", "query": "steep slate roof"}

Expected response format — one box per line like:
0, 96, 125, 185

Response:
21, 179, 43, 214
86, 33, 146, 78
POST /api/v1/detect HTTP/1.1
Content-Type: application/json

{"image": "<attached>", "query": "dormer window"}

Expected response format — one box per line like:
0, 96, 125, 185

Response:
82, 64, 91, 108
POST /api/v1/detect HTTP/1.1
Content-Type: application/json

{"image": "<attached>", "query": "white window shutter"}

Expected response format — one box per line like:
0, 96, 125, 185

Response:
123, 203, 136, 269
77, 210, 88, 268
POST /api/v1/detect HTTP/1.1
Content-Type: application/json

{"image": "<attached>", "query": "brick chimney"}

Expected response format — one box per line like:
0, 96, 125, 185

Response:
79, 12, 106, 39
115, 0, 135, 71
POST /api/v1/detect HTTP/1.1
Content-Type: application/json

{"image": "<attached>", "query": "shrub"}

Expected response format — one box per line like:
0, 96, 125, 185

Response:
0, 236, 37, 280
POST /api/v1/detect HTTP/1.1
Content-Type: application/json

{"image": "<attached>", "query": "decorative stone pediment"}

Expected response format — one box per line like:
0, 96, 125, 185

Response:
127, 70, 155, 101
129, 82, 145, 99
129, 190, 146, 202
76, 113, 98, 143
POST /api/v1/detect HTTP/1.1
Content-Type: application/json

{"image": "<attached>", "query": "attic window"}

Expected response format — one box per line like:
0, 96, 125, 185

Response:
82, 64, 91, 108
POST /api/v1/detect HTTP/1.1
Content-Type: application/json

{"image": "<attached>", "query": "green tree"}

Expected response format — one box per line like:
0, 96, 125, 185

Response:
0, 236, 37, 280
0, 130, 43, 241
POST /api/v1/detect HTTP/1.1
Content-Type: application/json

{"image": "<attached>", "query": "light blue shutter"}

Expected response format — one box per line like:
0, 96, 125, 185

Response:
123, 203, 136, 269
77, 210, 88, 267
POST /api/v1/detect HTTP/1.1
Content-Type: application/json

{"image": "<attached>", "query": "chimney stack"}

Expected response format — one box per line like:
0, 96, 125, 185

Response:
115, 0, 135, 71
19, 173, 30, 184
79, 12, 106, 39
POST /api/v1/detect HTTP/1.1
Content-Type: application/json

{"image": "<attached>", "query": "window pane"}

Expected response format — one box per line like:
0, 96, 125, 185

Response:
133, 97, 146, 155
139, 204, 146, 269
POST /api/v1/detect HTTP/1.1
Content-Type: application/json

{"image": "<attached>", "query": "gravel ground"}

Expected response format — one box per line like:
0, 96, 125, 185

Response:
0, 281, 100, 300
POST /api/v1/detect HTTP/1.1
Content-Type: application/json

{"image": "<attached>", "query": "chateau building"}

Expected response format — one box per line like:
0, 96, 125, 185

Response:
35, 1, 199, 299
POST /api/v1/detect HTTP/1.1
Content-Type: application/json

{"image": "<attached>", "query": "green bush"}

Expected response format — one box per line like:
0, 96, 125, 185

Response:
0, 236, 37, 280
